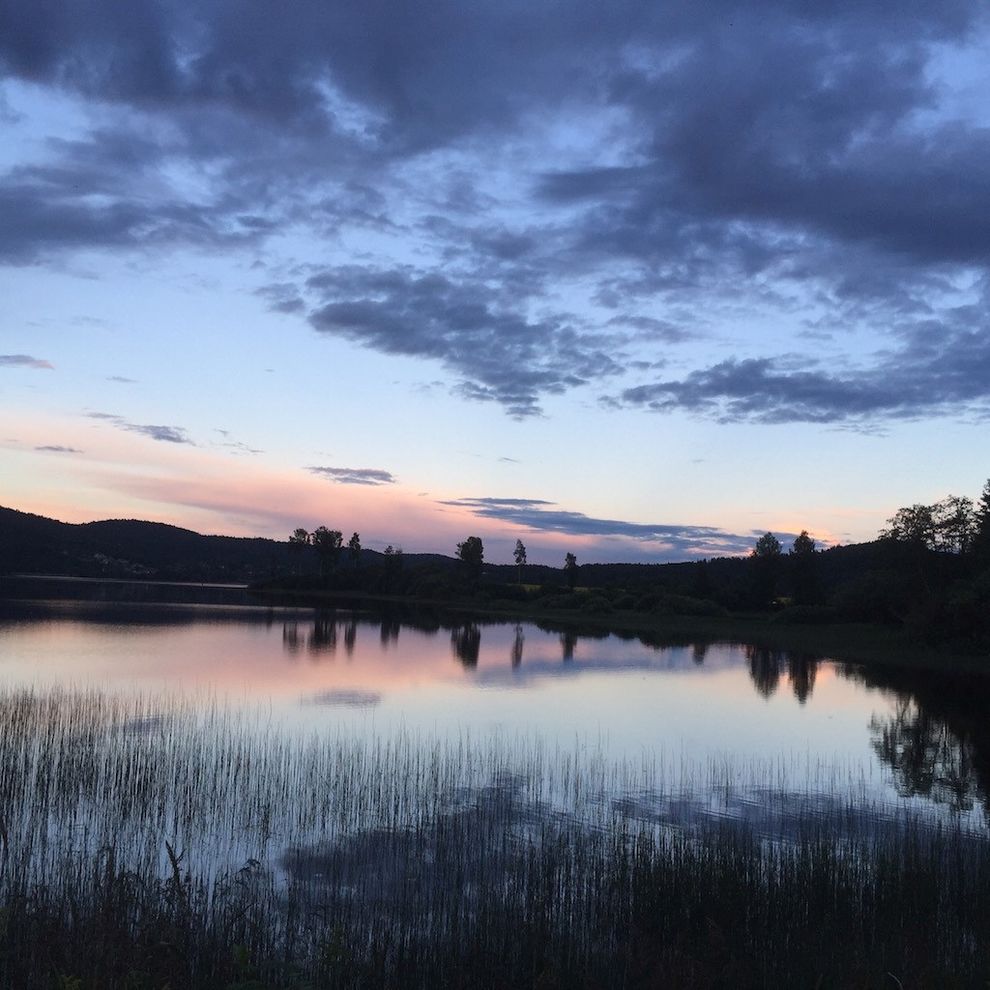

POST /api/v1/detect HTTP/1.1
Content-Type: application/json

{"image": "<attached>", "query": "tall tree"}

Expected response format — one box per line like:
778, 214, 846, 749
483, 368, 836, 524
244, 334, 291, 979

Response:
751, 532, 782, 607
975, 479, 990, 565
288, 527, 311, 575
513, 539, 527, 584
881, 504, 937, 550
347, 532, 362, 567
311, 527, 343, 579
790, 530, 818, 605
753, 532, 783, 558
456, 536, 484, 585
564, 551, 578, 590
932, 496, 975, 555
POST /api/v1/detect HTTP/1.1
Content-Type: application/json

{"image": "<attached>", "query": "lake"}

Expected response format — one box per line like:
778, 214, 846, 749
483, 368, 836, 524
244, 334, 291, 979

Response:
1, 576, 987, 833
3, 577, 989, 985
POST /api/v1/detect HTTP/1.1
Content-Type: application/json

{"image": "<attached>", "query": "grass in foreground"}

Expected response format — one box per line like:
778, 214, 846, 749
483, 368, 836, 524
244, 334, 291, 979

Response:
1, 688, 987, 989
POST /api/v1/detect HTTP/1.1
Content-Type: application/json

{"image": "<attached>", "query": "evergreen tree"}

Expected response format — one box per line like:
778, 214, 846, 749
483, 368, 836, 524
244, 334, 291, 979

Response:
975, 479, 990, 565
347, 532, 362, 567
564, 552, 578, 590
513, 539, 527, 584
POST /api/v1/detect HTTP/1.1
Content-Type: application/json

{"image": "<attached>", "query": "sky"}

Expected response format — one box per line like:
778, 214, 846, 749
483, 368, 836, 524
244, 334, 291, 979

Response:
2, 1, 989, 565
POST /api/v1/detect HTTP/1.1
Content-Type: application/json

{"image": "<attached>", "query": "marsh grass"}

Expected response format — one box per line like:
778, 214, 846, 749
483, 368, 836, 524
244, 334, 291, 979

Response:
1, 687, 987, 988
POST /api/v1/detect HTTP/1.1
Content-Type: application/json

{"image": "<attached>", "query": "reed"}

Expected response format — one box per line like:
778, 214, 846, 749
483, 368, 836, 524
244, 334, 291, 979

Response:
0, 687, 986, 988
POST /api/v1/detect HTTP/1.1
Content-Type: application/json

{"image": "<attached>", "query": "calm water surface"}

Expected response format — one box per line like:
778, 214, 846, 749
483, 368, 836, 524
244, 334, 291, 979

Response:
2, 578, 988, 832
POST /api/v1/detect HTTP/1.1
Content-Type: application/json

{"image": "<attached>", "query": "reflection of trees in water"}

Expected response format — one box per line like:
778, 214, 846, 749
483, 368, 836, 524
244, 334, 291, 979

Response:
451, 623, 481, 668
746, 645, 782, 698
692, 643, 708, 665
745, 645, 820, 703
380, 618, 400, 648
282, 623, 302, 655
787, 654, 818, 705
343, 619, 357, 657
560, 630, 577, 662
309, 614, 337, 654
843, 663, 990, 819
871, 701, 978, 812
511, 625, 524, 668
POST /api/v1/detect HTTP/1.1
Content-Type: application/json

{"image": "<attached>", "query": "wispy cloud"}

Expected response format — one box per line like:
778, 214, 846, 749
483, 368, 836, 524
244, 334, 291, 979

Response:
87, 412, 193, 444
34, 444, 83, 454
1, 354, 53, 370
308, 465, 396, 486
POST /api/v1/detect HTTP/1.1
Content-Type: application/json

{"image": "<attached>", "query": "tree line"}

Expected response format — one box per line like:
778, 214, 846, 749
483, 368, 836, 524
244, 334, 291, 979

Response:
276, 477, 990, 648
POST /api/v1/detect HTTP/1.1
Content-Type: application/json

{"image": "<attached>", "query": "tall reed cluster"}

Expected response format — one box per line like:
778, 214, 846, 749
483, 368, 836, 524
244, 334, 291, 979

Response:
0, 687, 987, 988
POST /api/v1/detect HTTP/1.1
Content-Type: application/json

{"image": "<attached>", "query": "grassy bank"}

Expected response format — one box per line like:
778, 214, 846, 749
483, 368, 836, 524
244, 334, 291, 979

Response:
1, 687, 987, 989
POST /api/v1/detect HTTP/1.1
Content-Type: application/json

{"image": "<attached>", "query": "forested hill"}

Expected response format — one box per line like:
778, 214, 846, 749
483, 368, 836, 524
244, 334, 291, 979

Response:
0, 505, 293, 582
0, 505, 448, 582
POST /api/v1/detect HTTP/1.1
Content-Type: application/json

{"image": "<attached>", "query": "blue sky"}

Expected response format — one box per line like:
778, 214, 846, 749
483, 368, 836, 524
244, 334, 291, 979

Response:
2, 1, 989, 564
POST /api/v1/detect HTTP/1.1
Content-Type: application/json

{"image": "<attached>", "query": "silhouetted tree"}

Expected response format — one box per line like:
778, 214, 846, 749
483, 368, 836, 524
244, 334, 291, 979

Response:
564, 552, 578, 590
790, 530, 818, 605
932, 496, 975, 555
348, 532, 362, 567
751, 532, 782, 607
976, 479, 990, 565
513, 539, 527, 584
456, 536, 484, 585
311, 527, 343, 579
881, 504, 937, 550
289, 527, 311, 574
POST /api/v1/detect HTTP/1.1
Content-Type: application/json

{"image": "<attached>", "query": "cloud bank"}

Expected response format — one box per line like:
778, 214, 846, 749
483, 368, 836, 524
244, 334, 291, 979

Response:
2, 1, 990, 421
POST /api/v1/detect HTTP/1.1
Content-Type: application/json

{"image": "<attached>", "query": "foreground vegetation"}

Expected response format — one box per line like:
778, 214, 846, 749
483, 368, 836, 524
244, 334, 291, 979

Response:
2, 688, 988, 989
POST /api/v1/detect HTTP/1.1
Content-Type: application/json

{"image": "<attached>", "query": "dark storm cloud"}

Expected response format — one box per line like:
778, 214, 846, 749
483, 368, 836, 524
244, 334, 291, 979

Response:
3, 1, 990, 420
87, 412, 193, 444
442, 497, 756, 557
0, 354, 53, 369
306, 266, 623, 417
307, 465, 396, 486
